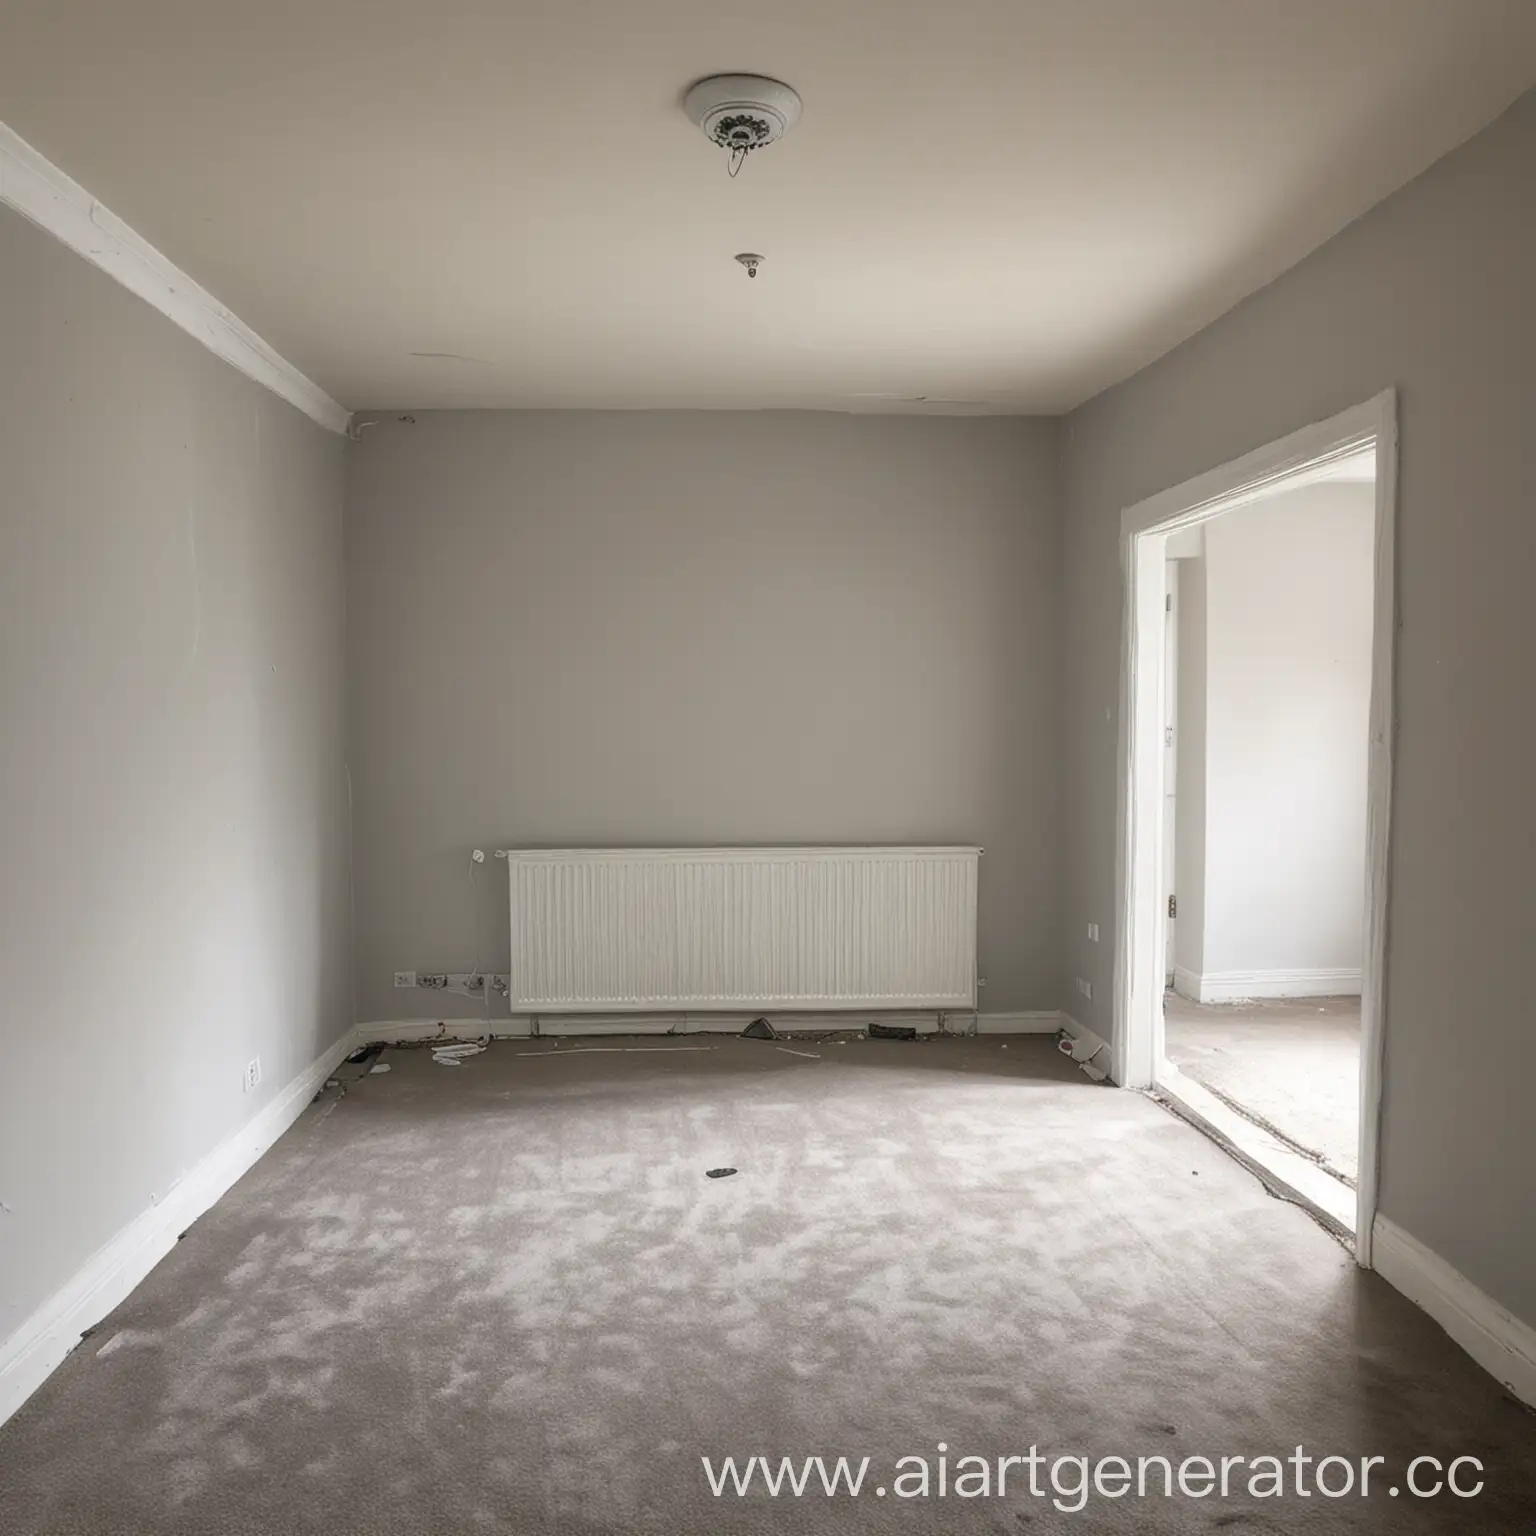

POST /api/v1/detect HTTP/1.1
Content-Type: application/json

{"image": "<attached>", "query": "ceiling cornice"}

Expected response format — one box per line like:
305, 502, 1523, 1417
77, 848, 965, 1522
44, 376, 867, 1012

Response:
0, 118, 350, 436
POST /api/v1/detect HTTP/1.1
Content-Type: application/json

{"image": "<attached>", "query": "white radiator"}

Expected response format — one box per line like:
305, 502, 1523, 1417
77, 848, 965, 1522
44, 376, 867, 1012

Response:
502, 846, 979, 1014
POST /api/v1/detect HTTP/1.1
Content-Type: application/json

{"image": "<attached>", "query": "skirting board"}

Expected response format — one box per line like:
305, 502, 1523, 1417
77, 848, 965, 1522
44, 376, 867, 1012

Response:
355, 1018, 522, 1043
1372, 1215, 1536, 1408
0, 1029, 356, 1432
357, 1011, 1064, 1042
973, 1012, 1062, 1035
1174, 965, 1362, 1003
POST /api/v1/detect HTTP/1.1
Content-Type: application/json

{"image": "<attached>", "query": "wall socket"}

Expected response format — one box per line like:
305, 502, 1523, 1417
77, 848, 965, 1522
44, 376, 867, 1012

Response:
395, 970, 510, 996
1074, 977, 1093, 1001
395, 970, 505, 993
242, 1058, 261, 1093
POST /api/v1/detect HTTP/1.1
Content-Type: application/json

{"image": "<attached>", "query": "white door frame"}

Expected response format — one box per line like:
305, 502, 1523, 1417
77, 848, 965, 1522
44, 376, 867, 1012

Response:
1111, 389, 1398, 1267
1162, 558, 1179, 985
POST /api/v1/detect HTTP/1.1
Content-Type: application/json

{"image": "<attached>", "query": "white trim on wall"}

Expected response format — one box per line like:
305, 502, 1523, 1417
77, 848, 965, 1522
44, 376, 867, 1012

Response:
354, 1018, 518, 1043
0, 119, 350, 436
972, 1012, 1063, 1034
1112, 389, 1398, 1271
1172, 965, 1362, 1003
1356, 402, 1399, 1273
1373, 1216, 1536, 1409
0, 1029, 356, 1431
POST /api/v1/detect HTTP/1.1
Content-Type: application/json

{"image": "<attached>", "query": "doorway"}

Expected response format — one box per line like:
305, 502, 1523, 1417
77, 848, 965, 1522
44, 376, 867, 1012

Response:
1111, 392, 1397, 1266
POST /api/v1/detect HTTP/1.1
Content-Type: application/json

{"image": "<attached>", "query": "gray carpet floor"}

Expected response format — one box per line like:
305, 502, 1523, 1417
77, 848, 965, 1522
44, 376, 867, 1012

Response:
1, 1034, 1532, 1533
1164, 994, 1362, 1181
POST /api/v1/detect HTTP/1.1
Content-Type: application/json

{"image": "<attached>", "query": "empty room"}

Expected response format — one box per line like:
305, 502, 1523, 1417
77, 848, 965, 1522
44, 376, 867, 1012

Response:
2, 5, 1533, 1532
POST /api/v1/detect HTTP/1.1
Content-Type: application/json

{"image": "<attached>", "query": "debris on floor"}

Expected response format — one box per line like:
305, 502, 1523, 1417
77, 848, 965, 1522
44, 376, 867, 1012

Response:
368, 1061, 392, 1074
705, 1167, 738, 1179
1058, 1031, 1110, 1081
868, 1022, 918, 1041
775, 1045, 820, 1059
345, 1044, 383, 1066
741, 1017, 780, 1040
431, 1040, 488, 1067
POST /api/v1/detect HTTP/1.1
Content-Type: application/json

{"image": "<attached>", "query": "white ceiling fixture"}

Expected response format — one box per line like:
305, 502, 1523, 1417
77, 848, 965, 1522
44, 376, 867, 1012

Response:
683, 74, 802, 177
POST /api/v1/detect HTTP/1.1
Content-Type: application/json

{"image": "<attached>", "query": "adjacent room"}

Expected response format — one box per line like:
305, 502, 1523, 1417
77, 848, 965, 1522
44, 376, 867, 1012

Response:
1163, 457, 1376, 1201
2, 5, 1534, 1532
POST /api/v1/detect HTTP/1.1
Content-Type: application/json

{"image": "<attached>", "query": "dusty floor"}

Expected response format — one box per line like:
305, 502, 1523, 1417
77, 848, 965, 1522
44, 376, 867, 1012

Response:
1, 1033, 1532, 1534
1164, 993, 1362, 1181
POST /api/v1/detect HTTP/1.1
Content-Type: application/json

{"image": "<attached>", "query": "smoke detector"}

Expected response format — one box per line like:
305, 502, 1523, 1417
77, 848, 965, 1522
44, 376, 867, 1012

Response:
684, 74, 802, 176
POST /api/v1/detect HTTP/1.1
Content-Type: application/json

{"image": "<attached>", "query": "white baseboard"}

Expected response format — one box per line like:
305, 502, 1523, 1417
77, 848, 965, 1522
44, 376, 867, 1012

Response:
1372, 1215, 1536, 1408
1176, 966, 1362, 1003
357, 1010, 1065, 1041
0, 1028, 356, 1431
354, 1017, 527, 1042
973, 1012, 1064, 1034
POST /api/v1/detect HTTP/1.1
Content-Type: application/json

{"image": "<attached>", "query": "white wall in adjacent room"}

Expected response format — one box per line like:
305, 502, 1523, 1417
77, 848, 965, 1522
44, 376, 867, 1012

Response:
1174, 482, 1375, 998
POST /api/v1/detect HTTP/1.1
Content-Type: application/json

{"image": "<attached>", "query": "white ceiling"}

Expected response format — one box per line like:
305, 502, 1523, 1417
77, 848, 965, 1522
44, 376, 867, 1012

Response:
1, 2, 1532, 414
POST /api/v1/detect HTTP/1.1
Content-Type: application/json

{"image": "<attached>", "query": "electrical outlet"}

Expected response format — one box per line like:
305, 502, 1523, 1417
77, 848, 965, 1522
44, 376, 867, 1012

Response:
1087, 923, 1099, 942
1075, 977, 1093, 1001
444, 972, 486, 993
394, 971, 416, 989
242, 1058, 261, 1093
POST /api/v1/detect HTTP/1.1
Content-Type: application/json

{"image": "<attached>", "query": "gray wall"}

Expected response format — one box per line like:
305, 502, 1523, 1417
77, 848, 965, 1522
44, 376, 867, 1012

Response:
1060, 91, 1536, 1323
0, 204, 353, 1340
345, 411, 1060, 1022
